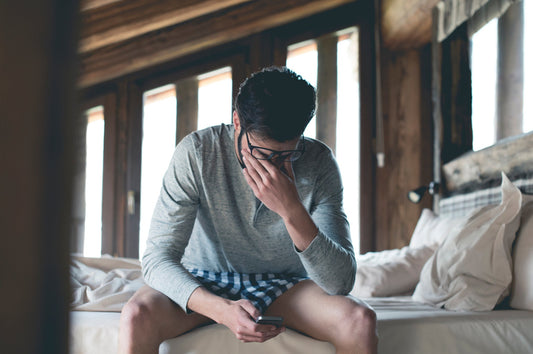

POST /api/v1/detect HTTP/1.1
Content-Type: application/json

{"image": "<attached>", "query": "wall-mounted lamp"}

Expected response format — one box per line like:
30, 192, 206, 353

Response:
407, 181, 440, 203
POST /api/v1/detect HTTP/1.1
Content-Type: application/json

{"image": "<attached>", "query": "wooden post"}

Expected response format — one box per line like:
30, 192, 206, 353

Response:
358, 1, 377, 254
431, 5, 443, 211
101, 92, 119, 257
316, 34, 338, 153
124, 82, 143, 258
176, 77, 199, 143
497, 1, 524, 140
0, 0, 79, 353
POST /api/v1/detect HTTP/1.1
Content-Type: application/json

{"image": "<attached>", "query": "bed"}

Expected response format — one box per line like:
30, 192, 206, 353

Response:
70, 133, 533, 353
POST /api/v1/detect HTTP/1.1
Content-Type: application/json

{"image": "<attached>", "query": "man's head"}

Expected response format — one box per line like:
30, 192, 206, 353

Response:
234, 66, 316, 142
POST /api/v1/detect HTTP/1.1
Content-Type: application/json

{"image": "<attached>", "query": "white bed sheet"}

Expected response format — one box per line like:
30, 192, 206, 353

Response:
70, 296, 533, 354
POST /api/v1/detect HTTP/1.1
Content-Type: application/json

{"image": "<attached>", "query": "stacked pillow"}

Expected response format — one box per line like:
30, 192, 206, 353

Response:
351, 172, 533, 312
350, 246, 433, 298
412, 173, 524, 310
509, 195, 533, 310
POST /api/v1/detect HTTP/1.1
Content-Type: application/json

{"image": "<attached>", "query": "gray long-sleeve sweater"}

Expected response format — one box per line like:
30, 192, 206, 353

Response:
142, 124, 356, 312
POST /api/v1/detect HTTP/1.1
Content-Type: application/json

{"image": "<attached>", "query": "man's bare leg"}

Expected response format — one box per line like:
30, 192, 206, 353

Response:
118, 285, 211, 354
264, 280, 378, 354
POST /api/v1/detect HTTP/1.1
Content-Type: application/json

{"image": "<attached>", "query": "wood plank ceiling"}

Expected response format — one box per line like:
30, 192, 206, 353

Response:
78, 0, 358, 88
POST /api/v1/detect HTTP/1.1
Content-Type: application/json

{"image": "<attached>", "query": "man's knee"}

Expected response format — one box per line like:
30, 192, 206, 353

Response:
336, 302, 377, 344
120, 295, 160, 338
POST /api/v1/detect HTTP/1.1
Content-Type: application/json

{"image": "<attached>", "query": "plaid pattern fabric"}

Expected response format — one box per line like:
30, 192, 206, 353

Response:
439, 176, 533, 218
188, 268, 307, 313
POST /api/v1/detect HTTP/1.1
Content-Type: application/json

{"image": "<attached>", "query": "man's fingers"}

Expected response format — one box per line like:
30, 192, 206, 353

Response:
242, 150, 276, 179
242, 168, 258, 191
236, 326, 285, 343
238, 299, 261, 320
242, 158, 263, 183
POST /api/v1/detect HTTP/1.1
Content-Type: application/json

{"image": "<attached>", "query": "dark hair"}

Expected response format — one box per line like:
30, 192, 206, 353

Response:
235, 66, 316, 142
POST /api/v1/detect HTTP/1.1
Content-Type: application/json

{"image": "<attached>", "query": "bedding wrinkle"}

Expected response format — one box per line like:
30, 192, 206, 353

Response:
70, 255, 145, 312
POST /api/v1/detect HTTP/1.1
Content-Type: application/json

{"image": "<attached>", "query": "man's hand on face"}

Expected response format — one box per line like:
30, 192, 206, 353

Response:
241, 148, 301, 218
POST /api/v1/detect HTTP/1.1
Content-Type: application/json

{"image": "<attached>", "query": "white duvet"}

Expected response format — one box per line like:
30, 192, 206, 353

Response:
70, 255, 145, 312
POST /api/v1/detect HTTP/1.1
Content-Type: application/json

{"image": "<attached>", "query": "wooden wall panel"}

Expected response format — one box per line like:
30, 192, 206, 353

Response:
375, 48, 433, 250
0, 0, 79, 353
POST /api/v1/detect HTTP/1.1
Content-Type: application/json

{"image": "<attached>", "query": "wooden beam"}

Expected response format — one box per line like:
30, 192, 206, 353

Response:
381, 0, 439, 50
81, 0, 122, 11
176, 78, 199, 143
78, 0, 357, 88
358, 10, 376, 254
431, 5, 443, 211
442, 132, 533, 193
80, 0, 253, 52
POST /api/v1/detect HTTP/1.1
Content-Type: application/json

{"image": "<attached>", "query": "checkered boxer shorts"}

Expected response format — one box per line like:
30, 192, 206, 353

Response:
187, 268, 307, 313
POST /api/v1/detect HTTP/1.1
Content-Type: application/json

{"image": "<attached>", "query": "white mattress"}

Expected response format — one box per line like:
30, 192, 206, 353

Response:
372, 297, 533, 354
69, 311, 334, 354
70, 297, 533, 354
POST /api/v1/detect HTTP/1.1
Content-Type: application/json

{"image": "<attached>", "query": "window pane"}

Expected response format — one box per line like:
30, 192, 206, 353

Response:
471, 19, 498, 151
336, 30, 360, 255
198, 67, 233, 129
287, 41, 317, 139
139, 85, 177, 258
524, 0, 532, 133
83, 106, 104, 257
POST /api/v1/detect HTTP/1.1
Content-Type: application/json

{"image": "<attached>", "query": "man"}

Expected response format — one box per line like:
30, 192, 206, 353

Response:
119, 67, 377, 354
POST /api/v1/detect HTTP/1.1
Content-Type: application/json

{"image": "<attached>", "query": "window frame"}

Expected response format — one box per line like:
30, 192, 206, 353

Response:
78, 1, 376, 258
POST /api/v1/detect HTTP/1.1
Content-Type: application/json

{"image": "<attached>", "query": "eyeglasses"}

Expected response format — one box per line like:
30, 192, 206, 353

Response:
245, 131, 305, 162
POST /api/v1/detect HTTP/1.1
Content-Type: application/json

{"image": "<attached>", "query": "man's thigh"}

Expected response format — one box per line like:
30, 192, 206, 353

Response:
264, 279, 370, 342
123, 285, 212, 340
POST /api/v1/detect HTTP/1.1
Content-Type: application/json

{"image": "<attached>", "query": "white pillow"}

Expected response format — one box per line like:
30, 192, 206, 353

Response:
410, 209, 468, 250
510, 196, 533, 310
350, 246, 434, 298
412, 173, 523, 311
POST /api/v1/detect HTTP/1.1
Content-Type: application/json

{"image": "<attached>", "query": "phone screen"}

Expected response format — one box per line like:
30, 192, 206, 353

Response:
256, 315, 283, 327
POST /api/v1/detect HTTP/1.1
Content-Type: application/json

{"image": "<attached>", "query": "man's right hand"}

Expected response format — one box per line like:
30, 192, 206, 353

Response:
187, 287, 284, 343
218, 299, 285, 342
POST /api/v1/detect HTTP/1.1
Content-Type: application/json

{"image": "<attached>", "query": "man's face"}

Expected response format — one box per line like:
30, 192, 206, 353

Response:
237, 128, 301, 175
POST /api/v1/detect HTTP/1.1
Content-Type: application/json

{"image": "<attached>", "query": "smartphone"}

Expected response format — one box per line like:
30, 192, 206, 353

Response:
256, 315, 283, 327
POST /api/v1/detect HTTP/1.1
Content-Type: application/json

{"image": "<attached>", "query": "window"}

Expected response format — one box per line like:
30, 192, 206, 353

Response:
286, 28, 360, 254
525, 0, 533, 133
287, 41, 317, 138
471, 2, 532, 151
138, 68, 233, 258
80, 4, 369, 259
82, 106, 105, 257
198, 67, 233, 129
471, 19, 497, 151
139, 85, 177, 259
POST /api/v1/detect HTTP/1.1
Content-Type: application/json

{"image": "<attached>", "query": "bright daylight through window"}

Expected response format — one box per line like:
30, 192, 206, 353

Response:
471, 1, 532, 151
83, 106, 104, 257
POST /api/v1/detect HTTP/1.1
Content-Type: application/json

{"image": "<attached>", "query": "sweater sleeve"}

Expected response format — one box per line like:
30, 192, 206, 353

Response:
296, 149, 357, 295
141, 135, 202, 312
